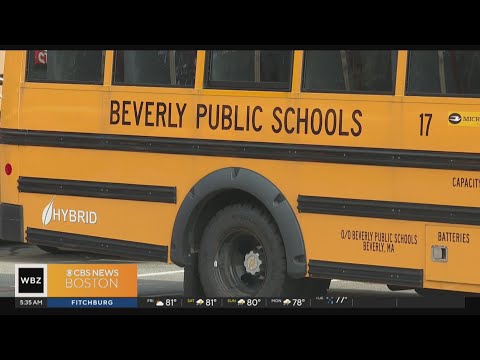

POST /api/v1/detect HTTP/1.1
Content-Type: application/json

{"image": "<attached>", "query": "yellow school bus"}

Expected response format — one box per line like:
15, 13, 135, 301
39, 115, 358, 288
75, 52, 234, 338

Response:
1, 49, 480, 297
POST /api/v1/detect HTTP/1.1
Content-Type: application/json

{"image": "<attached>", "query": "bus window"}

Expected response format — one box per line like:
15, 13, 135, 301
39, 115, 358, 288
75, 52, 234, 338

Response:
26, 50, 104, 84
205, 50, 292, 91
113, 50, 197, 88
406, 50, 480, 97
302, 50, 397, 94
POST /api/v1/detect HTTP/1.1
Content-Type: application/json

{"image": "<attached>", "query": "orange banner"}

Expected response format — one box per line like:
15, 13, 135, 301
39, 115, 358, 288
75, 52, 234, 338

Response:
47, 264, 137, 297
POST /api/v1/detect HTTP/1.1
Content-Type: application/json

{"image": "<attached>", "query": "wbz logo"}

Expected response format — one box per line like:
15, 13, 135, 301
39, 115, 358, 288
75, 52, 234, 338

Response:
15, 264, 48, 297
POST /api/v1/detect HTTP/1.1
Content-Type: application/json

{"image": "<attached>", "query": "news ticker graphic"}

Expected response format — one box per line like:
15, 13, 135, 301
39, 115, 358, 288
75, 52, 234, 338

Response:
15, 263, 138, 308
14, 263, 467, 309
14, 296, 466, 309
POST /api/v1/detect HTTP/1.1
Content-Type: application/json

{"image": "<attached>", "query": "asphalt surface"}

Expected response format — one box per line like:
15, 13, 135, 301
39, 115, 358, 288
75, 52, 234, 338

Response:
0, 240, 419, 299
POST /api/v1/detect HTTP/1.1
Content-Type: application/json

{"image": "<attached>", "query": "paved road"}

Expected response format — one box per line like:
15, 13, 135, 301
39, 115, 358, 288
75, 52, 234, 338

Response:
0, 241, 418, 298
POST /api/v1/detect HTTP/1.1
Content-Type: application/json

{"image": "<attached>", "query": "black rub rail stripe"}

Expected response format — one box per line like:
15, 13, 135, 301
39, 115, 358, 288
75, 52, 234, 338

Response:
298, 195, 480, 226
26, 228, 168, 262
1, 128, 480, 171
308, 260, 423, 288
18, 177, 176, 204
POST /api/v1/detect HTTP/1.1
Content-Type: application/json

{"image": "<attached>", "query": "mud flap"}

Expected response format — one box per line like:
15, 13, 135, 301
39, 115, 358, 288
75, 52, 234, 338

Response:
183, 252, 205, 297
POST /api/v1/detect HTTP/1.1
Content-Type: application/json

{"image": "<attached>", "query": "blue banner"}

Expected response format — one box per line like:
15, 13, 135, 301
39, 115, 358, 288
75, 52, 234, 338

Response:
48, 298, 138, 308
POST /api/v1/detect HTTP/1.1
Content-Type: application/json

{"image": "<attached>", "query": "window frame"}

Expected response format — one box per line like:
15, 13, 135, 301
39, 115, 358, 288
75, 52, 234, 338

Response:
111, 50, 197, 89
203, 50, 294, 92
25, 50, 106, 86
301, 50, 398, 96
405, 50, 480, 99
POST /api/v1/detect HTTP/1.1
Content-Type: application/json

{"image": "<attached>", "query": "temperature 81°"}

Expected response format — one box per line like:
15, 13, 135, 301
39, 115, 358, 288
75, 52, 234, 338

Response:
205, 299, 218, 307
165, 298, 178, 307
293, 299, 306, 307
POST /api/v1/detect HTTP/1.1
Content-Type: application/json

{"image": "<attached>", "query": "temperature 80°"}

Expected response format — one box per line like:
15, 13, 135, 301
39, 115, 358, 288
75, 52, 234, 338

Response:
247, 299, 261, 307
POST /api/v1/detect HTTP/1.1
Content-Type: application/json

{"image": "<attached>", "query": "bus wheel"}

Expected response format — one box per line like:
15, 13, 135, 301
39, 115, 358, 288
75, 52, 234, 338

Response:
198, 203, 289, 297
37, 245, 65, 254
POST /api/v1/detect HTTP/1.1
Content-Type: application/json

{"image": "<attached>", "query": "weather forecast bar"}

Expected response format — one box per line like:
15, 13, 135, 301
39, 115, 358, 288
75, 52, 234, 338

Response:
137, 296, 466, 309
14, 296, 466, 309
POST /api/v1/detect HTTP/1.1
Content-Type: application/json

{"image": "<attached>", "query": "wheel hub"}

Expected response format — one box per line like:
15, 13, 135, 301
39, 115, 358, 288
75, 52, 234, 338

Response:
244, 250, 262, 275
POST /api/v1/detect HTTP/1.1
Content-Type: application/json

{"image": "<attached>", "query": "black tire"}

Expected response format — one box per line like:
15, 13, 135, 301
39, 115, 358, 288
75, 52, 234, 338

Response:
198, 203, 290, 297
37, 245, 64, 254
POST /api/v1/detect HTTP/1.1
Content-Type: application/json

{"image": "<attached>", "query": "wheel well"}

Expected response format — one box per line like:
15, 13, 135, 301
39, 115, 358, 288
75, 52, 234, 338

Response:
188, 189, 280, 253
170, 167, 307, 278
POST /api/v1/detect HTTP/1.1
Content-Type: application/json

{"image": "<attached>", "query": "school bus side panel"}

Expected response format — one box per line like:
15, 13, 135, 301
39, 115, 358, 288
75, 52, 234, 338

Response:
402, 93, 480, 289
1, 51, 24, 205
7, 50, 480, 295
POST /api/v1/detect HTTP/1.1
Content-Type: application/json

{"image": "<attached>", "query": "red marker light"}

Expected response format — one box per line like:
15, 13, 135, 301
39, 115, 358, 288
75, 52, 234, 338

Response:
5, 163, 12, 176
